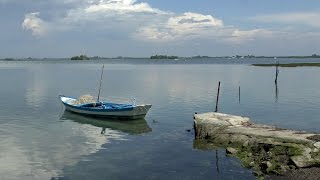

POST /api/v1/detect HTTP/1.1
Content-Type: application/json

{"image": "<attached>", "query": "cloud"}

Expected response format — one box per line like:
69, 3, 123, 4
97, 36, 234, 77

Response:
168, 12, 223, 29
134, 12, 277, 44
167, 12, 223, 34
21, 0, 169, 36
84, 0, 166, 14
22, 12, 47, 36
135, 12, 224, 42
251, 12, 320, 28
224, 29, 275, 44
21, 0, 279, 44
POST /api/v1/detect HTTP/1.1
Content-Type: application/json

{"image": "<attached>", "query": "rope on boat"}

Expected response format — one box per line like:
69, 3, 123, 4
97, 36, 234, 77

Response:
70, 94, 96, 105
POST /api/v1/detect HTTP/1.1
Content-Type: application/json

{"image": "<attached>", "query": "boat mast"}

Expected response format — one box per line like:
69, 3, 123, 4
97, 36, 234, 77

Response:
97, 64, 104, 102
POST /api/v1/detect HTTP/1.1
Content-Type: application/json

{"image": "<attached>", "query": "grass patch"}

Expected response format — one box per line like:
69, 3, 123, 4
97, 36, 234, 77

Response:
252, 63, 320, 67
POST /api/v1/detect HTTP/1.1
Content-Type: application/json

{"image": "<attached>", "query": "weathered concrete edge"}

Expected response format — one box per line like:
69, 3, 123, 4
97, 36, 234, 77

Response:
193, 112, 320, 176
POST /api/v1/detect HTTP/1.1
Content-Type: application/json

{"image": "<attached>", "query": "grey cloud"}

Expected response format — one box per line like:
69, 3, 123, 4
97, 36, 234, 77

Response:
178, 18, 211, 24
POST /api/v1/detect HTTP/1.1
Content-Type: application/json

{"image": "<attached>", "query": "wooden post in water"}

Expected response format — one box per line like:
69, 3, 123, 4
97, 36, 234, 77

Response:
238, 86, 241, 104
275, 61, 279, 84
215, 81, 221, 112
274, 61, 280, 102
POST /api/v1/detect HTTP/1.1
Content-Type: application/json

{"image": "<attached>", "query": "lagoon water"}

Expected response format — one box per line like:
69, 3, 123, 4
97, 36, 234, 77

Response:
1, 58, 320, 179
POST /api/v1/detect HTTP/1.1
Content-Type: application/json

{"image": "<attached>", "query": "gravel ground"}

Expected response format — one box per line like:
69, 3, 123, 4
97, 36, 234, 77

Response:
266, 167, 320, 180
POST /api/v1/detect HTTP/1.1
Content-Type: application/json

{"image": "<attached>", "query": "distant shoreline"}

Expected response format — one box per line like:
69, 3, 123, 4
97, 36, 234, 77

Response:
253, 62, 320, 67
1, 56, 320, 61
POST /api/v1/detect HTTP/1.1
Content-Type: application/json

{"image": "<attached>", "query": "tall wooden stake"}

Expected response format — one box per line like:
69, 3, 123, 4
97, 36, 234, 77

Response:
215, 81, 221, 112
97, 64, 105, 102
238, 86, 241, 104
275, 61, 279, 84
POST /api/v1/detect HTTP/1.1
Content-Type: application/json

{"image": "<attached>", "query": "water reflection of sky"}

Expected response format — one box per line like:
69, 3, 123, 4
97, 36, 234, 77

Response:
0, 121, 125, 179
0, 62, 320, 179
0, 64, 127, 179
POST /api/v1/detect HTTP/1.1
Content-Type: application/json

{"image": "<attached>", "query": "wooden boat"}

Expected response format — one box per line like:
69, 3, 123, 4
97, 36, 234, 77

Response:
60, 110, 152, 134
59, 95, 152, 120
59, 65, 152, 120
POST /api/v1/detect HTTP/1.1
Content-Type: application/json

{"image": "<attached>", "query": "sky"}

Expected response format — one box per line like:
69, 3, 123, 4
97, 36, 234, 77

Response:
1, 0, 320, 58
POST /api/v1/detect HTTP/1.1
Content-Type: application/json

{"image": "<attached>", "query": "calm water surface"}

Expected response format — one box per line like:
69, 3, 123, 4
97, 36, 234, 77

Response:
1, 59, 320, 180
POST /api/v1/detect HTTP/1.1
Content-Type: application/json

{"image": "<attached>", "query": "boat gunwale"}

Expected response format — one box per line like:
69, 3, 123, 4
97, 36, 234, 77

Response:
63, 109, 147, 120
59, 95, 151, 113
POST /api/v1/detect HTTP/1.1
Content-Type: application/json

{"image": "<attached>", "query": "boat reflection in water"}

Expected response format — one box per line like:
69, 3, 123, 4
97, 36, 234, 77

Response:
60, 111, 152, 135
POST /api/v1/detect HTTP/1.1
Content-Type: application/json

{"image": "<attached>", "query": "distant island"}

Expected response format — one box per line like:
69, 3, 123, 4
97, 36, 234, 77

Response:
71, 55, 90, 60
150, 55, 178, 59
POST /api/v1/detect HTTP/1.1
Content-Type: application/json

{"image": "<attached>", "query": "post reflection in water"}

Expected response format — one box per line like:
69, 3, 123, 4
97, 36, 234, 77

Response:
275, 83, 279, 103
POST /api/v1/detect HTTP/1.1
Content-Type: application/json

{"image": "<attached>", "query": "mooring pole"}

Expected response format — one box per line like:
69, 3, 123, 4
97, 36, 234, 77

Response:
275, 61, 279, 84
238, 86, 241, 104
215, 81, 221, 112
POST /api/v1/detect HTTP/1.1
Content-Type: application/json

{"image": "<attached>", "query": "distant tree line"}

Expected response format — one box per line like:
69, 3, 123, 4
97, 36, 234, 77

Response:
150, 55, 178, 59
71, 55, 90, 60
192, 55, 210, 58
